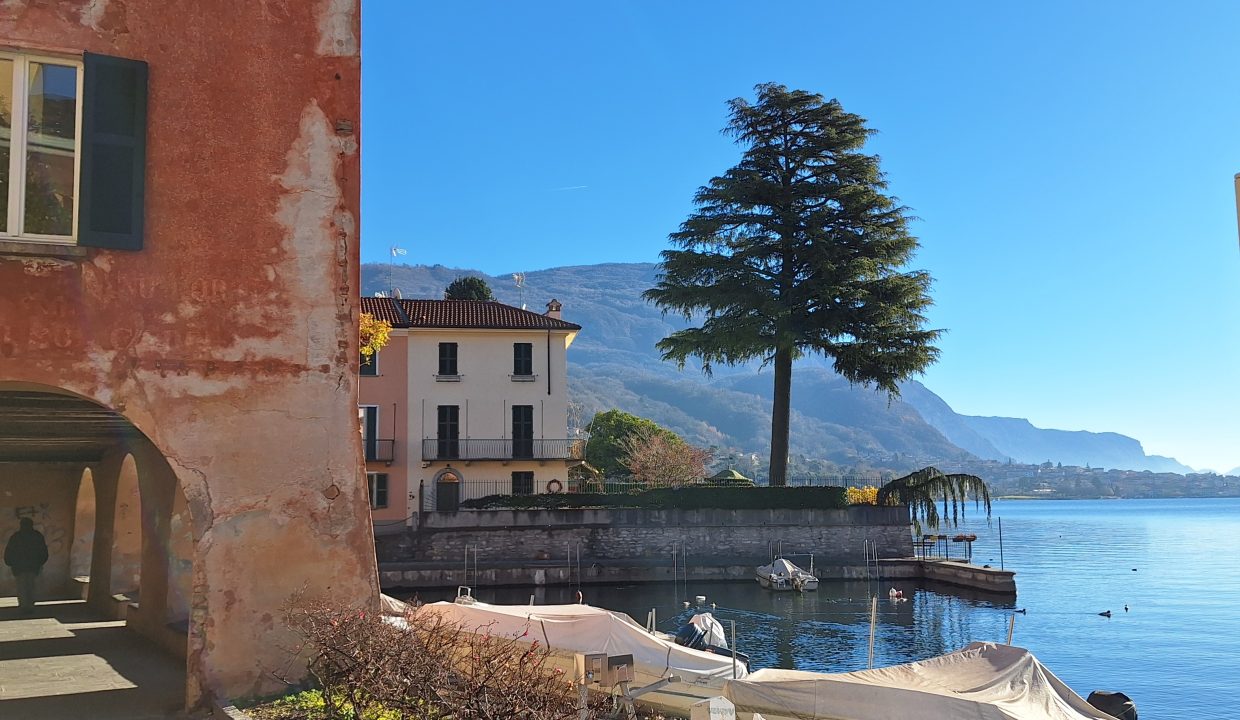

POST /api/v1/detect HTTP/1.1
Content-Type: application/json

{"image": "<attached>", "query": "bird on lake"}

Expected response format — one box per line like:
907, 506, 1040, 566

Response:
1015, 608, 1027, 614
1124, 605, 1129, 612
1099, 610, 1112, 617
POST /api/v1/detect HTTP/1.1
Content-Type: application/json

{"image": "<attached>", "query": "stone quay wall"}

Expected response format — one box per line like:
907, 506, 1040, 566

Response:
376, 505, 913, 587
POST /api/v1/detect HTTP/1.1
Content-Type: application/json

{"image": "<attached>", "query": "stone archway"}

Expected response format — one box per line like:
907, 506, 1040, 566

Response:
69, 466, 96, 589
0, 385, 196, 716
110, 454, 142, 597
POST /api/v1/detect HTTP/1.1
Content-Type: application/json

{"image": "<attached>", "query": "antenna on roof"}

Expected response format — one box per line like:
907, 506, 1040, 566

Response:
513, 272, 526, 310
389, 246, 408, 297
394, 288, 402, 299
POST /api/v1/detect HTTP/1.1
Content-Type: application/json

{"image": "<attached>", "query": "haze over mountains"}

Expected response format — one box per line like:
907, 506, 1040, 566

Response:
363, 262, 1197, 475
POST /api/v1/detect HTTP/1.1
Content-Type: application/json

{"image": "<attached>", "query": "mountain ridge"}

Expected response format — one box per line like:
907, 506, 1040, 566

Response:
362, 261, 1195, 475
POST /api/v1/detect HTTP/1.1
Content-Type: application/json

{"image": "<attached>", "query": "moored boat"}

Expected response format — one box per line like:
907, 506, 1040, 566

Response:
391, 594, 748, 716
756, 557, 819, 591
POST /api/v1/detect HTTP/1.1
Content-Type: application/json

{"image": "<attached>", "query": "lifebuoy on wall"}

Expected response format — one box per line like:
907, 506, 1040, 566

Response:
546, 479, 563, 493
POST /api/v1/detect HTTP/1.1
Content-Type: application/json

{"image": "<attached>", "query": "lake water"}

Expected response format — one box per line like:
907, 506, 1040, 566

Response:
413, 498, 1240, 719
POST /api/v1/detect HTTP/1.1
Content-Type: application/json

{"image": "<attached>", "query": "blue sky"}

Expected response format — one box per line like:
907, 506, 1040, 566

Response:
361, 1, 1240, 471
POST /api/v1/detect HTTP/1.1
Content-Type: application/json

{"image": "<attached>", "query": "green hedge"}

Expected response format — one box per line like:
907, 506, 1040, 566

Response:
457, 485, 848, 511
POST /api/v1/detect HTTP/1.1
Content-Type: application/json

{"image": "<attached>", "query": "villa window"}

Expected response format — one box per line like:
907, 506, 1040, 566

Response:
367, 472, 389, 509
437, 342, 458, 376
360, 405, 378, 460
513, 343, 533, 377
437, 405, 459, 459
1, 51, 147, 250
511, 471, 534, 496
512, 405, 533, 459
360, 351, 378, 376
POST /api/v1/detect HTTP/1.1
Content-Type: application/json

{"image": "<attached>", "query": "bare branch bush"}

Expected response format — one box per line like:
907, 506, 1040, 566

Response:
279, 593, 613, 720
620, 428, 713, 488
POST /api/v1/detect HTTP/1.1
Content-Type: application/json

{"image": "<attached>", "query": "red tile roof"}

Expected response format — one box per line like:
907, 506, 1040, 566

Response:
359, 297, 580, 331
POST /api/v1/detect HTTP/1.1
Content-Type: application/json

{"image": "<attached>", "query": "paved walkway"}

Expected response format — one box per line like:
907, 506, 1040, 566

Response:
0, 596, 192, 719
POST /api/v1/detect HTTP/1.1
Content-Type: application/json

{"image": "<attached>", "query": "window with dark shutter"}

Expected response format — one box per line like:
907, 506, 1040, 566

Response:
513, 343, 533, 376
511, 471, 534, 496
360, 351, 378, 376
78, 52, 147, 250
438, 342, 458, 376
367, 472, 389, 509
437, 405, 459, 459
512, 405, 533, 459
360, 406, 378, 461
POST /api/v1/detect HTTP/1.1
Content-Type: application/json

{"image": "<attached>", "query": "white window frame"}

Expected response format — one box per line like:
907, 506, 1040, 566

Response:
1, 51, 84, 244
359, 404, 379, 442
367, 472, 389, 509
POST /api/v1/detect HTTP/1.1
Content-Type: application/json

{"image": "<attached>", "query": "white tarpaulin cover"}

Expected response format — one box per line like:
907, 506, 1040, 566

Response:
413, 600, 748, 684
723, 642, 1116, 720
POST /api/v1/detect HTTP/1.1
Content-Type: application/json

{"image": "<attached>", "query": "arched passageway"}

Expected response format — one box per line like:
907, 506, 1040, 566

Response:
0, 387, 195, 718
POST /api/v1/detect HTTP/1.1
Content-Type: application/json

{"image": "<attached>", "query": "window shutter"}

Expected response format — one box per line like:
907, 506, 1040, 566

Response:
78, 52, 148, 250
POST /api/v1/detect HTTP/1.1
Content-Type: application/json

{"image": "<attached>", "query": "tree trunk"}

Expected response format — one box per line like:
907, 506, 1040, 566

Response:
769, 345, 793, 486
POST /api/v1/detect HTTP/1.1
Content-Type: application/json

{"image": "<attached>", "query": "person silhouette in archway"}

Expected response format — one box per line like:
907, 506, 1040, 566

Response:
5, 517, 49, 615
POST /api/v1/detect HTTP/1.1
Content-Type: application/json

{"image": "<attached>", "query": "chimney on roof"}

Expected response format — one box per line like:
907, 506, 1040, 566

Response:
545, 299, 562, 319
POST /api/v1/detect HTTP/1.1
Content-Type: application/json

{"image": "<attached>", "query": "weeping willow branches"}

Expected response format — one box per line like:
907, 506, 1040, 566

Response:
877, 466, 992, 534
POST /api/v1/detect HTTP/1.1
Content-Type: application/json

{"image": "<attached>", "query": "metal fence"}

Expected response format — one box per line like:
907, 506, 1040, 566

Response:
418, 474, 888, 512
420, 438, 584, 461
363, 439, 396, 463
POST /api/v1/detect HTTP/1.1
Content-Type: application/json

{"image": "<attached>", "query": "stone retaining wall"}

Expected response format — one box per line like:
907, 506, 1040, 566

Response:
376, 505, 912, 586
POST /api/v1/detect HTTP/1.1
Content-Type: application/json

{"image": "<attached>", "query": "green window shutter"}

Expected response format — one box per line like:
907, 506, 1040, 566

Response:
78, 51, 148, 250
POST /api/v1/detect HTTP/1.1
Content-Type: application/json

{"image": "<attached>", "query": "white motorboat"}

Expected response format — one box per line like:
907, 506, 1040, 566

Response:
756, 557, 819, 591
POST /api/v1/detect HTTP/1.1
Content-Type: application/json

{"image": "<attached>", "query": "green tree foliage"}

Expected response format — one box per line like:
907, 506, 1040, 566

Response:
644, 83, 942, 485
584, 409, 681, 478
877, 466, 992, 534
444, 275, 495, 301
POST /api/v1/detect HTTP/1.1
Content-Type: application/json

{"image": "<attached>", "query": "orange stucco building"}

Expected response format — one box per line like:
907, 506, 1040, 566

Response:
0, 0, 376, 710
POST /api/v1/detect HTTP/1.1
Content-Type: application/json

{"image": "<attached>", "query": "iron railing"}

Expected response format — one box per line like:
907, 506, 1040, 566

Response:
421, 438, 584, 461
364, 439, 396, 463
418, 474, 889, 512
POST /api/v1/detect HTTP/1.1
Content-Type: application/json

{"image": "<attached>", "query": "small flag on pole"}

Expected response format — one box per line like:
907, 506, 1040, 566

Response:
391, 246, 407, 257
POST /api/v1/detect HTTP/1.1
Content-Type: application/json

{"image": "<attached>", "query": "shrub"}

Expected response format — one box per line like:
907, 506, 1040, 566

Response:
279, 593, 605, 720
846, 485, 879, 505
459, 485, 848, 511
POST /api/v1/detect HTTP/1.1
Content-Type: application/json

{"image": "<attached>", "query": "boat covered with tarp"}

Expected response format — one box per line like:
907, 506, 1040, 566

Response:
722, 641, 1117, 720
756, 557, 819, 591
393, 597, 748, 714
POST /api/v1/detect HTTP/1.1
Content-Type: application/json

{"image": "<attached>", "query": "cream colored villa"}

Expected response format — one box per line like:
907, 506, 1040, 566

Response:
358, 297, 582, 531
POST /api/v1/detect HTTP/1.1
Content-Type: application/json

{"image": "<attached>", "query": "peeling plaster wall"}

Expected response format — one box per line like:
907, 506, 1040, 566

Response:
0, 0, 374, 707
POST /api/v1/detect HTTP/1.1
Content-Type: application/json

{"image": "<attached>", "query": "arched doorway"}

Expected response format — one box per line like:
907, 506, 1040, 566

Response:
0, 385, 196, 717
435, 468, 462, 511
69, 467, 95, 584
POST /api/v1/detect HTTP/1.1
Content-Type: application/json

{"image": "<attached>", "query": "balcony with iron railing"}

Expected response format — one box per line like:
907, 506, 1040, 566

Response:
421, 438, 584, 462
364, 438, 396, 463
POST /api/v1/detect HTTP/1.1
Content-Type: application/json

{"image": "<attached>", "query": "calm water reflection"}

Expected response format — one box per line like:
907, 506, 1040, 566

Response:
404, 498, 1240, 718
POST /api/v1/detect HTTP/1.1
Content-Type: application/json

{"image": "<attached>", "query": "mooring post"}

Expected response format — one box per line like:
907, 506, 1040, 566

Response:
999, 517, 1005, 571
